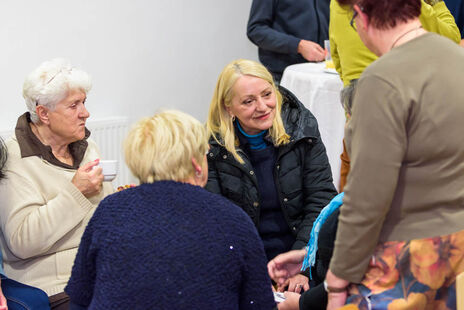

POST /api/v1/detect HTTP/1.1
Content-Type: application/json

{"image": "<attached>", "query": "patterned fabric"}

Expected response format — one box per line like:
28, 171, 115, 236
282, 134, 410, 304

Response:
343, 229, 464, 310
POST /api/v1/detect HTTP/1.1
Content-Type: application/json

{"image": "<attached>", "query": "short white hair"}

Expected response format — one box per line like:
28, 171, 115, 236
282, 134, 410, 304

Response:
23, 58, 92, 123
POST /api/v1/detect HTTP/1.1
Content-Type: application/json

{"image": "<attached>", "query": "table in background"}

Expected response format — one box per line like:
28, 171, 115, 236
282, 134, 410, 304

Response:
281, 62, 345, 191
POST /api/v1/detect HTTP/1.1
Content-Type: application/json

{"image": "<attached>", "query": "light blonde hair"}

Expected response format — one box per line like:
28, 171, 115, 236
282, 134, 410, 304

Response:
206, 59, 290, 164
124, 110, 209, 183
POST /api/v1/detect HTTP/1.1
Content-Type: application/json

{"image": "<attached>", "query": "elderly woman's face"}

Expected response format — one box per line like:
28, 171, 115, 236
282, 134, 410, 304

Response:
47, 89, 90, 143
227, 75, 276, 135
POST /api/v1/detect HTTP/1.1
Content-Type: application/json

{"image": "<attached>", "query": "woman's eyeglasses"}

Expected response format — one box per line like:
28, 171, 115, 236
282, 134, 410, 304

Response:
350, 10, 358, 31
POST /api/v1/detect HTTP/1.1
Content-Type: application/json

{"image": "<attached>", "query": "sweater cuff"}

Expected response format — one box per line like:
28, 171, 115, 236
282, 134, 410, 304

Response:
65, 182, 94, 213
328, 253, 370, 283
290, 38, 302, 55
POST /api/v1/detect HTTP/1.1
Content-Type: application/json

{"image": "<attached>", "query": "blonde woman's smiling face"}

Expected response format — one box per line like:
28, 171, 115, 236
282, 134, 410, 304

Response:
227, 75, 276, 135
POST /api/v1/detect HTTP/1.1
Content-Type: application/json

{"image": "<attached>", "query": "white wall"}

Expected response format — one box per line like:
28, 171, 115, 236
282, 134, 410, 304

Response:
0, 0, 258, 131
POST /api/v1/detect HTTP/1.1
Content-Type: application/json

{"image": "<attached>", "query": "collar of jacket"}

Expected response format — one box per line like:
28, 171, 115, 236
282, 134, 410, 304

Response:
14, 112, 90, 169
278, 85, 319, 143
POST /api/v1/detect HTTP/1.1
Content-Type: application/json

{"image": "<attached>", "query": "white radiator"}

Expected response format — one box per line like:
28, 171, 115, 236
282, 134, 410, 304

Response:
86, 117, 136, 187
0, 117, 136, 187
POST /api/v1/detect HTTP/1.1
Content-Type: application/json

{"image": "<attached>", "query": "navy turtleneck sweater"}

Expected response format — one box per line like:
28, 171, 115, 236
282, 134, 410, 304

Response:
236, 122, 294, 261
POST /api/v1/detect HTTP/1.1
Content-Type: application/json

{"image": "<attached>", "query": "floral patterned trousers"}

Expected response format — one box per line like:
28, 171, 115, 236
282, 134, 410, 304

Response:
342, 229, 464, 310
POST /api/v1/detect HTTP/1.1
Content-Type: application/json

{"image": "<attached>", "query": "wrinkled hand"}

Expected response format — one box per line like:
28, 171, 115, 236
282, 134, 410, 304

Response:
72, 159, 104, 198
278, 273, 310, 293
325, 269, 349, 310
277, 292, 300, 310
298, 40, 325, 62
268, 249, 306, 286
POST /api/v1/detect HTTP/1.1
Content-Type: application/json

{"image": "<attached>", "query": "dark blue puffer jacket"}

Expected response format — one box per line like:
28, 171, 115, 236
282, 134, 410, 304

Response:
206, 86, 337, 250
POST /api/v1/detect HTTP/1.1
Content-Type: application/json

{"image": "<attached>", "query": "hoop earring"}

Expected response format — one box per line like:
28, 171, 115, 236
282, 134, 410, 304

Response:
195, 171, 202, 178
231, 115, 236, 122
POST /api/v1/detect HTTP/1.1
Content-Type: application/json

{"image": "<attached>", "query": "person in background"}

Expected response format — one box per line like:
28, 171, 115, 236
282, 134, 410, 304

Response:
443, 0, 464, 38
65, 110, 275, 309
206, 59, 337, 293
324, 0, 464, 308
330, 0, 461, 191
247, 0, 330, 82
0, 59, 113, 309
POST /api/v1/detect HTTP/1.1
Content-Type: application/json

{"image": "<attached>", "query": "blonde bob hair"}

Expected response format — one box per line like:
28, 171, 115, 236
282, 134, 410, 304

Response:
206, 59, 289, 164
124, 110, 209, 184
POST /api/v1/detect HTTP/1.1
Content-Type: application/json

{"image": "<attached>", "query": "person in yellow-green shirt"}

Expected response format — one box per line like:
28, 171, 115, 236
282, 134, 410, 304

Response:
330, 0, 460, 87
330, 0, 461, 190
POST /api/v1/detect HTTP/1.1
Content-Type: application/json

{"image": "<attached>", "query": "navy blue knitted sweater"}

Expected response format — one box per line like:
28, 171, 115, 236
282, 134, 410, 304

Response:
65, 181, 275, 309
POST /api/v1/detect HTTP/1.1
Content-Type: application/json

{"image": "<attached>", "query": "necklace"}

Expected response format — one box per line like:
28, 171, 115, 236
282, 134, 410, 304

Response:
390, 25, 422, 50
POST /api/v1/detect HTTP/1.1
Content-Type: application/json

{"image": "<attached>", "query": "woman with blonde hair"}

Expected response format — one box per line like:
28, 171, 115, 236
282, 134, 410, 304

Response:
206, 59, 337, 292
65, 110, 275, 309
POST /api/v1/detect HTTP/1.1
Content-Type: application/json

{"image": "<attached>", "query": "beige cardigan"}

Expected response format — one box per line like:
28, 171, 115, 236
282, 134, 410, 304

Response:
0, 135, 113, 296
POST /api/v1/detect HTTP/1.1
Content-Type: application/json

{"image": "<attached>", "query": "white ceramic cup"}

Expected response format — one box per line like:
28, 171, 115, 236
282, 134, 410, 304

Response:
98, 160, 118, 182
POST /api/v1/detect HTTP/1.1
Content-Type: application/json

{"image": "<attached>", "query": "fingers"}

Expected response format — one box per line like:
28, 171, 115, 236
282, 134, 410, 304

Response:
314, 44, 325, 54
288, 279, 302, 293
277, 279, 289, 292
89, 166, 103, 178
80, 159, 100, 172
287, 280, 297, 293
268, 261, 289, 284
313, 48, 325, 61
303, 282, 310, 291
287, 274, 309, 293
267, 260, 276, 278
72, 159, 104, 197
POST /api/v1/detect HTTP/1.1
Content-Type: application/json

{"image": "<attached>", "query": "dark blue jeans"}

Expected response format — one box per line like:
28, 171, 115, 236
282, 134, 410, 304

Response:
1, 274, 50, 310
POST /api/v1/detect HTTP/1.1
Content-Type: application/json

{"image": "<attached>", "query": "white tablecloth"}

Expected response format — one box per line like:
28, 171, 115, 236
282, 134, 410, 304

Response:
281, 62, 345, 191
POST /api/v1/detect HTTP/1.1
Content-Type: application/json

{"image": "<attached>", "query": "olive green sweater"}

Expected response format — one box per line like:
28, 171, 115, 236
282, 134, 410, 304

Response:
330, 33, 464, 282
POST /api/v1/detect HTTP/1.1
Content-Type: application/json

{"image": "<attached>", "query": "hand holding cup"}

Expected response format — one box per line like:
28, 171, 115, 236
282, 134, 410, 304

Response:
72, 159, 104, 197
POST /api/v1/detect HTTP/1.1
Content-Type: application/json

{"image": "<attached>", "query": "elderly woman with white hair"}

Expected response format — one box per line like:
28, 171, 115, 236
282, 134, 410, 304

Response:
65, 110, 275, 309
0, 59, 113, 309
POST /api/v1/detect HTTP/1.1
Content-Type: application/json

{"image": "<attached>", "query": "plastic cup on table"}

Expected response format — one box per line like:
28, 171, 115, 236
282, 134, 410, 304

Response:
324, 40, 334, 69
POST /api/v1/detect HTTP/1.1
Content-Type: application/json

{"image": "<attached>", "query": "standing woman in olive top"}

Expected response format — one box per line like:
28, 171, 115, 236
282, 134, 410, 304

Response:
324, 0, 464, 309
0, 59, 113, 309
330, 0, 461, 191
206, 59, 337, 292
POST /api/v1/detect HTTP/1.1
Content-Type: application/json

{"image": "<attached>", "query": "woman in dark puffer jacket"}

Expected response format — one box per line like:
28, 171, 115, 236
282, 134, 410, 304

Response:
206, 59, 337, 292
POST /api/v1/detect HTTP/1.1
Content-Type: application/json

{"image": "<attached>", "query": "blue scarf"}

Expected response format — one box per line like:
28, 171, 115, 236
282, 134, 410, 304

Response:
301, 192, 344, 279
236, 121, 268, 150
